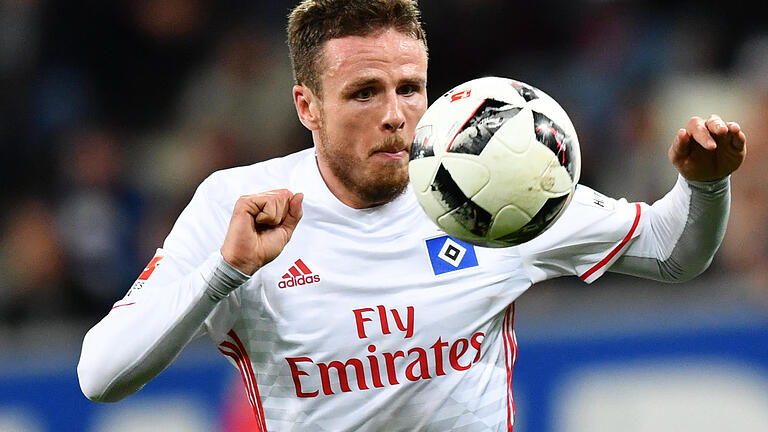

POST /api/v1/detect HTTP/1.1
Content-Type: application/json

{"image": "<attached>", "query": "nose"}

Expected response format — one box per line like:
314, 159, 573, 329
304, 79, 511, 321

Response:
382, 93, 406, 132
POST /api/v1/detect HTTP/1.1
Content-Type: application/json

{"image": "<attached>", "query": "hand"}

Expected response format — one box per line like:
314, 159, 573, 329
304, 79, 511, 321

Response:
220, 189, 304, 275
668, 114, 747, 182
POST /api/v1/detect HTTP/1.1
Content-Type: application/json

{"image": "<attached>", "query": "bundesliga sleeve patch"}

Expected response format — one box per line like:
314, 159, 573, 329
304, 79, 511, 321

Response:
425, 235, 479, 275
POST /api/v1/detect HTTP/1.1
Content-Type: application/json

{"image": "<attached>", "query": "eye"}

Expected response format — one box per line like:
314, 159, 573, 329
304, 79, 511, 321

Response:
354, 88, 374, 101
398, 84, 418, 96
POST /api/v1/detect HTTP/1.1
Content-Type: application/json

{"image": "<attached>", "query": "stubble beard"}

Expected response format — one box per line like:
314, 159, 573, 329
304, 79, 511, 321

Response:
318, 126, 410, 208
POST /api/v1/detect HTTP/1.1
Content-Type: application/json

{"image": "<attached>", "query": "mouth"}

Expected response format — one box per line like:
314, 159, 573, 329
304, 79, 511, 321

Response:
370, 136, 411, 160
372, 148, 409, 159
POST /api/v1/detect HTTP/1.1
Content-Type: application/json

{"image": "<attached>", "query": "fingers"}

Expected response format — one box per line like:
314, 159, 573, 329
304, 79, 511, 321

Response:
686, 116, 717, 150
683, 115, 747, 152
670, 114, 747, 181
669, 128, 691, 163
253, 190, 290, 225
705, 114, 728, 137
282, 193, 304, 232
234, 189, 301, 226
726, 121, 747, 151
222, 190, 303, 275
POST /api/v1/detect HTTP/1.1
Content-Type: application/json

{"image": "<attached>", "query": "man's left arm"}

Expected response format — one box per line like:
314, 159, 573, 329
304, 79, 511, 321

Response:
610, 114, 747, 281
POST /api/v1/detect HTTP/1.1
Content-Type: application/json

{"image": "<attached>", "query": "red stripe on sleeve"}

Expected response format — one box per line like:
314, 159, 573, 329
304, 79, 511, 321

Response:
580, 203, 642, 281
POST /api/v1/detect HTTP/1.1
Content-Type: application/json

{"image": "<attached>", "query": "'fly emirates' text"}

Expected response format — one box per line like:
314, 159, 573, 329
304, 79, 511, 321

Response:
286, 305, 485, 397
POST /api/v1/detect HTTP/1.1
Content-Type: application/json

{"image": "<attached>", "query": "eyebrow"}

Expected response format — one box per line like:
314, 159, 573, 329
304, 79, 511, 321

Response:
344, 77, 381, 92
401, 77, 427, 88
343, 76, 427, 93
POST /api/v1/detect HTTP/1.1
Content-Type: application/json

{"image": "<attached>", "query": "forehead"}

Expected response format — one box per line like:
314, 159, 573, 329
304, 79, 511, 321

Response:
319, 28, 427, 88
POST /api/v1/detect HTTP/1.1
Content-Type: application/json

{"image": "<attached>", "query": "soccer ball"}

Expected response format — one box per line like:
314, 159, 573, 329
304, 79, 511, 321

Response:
409, 76, 581, 247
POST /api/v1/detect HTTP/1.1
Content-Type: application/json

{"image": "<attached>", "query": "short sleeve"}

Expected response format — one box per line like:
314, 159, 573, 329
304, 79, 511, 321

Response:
518, 184, 643, 284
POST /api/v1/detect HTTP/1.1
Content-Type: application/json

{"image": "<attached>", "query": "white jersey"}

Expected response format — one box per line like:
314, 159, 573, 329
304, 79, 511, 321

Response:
79, 148, 730, 431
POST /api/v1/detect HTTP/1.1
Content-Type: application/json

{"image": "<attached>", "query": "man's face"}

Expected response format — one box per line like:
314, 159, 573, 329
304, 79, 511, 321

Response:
311, 28, 428, 208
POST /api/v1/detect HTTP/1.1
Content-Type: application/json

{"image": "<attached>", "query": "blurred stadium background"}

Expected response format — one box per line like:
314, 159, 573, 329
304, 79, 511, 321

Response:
1, 0, 766, 431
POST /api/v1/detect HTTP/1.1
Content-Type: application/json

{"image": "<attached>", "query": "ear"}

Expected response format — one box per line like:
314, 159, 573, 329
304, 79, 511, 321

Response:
293, 84, 321, 131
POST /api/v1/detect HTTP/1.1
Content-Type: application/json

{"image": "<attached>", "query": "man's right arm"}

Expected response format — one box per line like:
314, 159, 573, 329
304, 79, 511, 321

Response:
77, 174, 304, 402
77, 252, 248, 402
77, 173, 242, 402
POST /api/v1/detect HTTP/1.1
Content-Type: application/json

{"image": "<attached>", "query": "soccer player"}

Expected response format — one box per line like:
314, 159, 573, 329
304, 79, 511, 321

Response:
77, 1, 747, 430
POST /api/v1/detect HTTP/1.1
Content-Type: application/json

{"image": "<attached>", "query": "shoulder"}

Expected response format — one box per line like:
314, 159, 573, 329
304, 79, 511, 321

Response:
520, 184, 640, 252
197, 148, 314, 205
570, 184, 627, 212
555, 184, 639, 230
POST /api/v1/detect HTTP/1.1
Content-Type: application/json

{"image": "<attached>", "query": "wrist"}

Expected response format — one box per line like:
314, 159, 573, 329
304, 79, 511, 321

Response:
205, 253, 252, 301
220, 248, 260, 275
682, 174, 730, 194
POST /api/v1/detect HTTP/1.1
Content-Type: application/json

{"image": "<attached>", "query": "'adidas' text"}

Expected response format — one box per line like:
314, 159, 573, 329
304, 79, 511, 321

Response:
279, 259, 320, 289
279, 274, 321, 289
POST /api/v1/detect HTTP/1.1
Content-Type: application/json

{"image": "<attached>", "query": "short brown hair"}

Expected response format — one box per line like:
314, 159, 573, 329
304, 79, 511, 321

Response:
287, 0, 427, 96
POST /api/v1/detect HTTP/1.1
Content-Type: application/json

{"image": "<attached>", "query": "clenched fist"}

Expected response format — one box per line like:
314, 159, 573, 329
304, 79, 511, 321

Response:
220, 189, 304, 275
669, 114, 747, 182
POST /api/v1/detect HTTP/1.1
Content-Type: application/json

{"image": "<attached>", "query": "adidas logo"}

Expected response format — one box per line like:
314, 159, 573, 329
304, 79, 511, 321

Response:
278, 259, 320, 289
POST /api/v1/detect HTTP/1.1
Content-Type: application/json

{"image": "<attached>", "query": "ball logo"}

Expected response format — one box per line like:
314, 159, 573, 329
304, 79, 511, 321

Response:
278, 259, 320, 289
450, 89, 471, 102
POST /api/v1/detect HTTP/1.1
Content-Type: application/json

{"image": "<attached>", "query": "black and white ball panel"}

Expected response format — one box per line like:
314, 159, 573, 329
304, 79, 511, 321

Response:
409, 76, 581, 247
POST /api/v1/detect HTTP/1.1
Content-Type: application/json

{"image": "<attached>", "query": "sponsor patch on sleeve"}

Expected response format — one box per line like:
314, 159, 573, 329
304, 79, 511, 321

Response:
425, 235, 479, 275
119, 254, 165, 304
138, 255, 164, 280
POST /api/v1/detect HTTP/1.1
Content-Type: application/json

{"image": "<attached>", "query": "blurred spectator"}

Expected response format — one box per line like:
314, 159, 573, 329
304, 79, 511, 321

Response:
562, 2, 670, 198
0, 198, 71, 325
120, 27, 310, 263
131, 0, 206, 41
176, 28, 306, 162
54, 126, 145, 313
33, 0, 213, 135
128, 120, 243, 261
